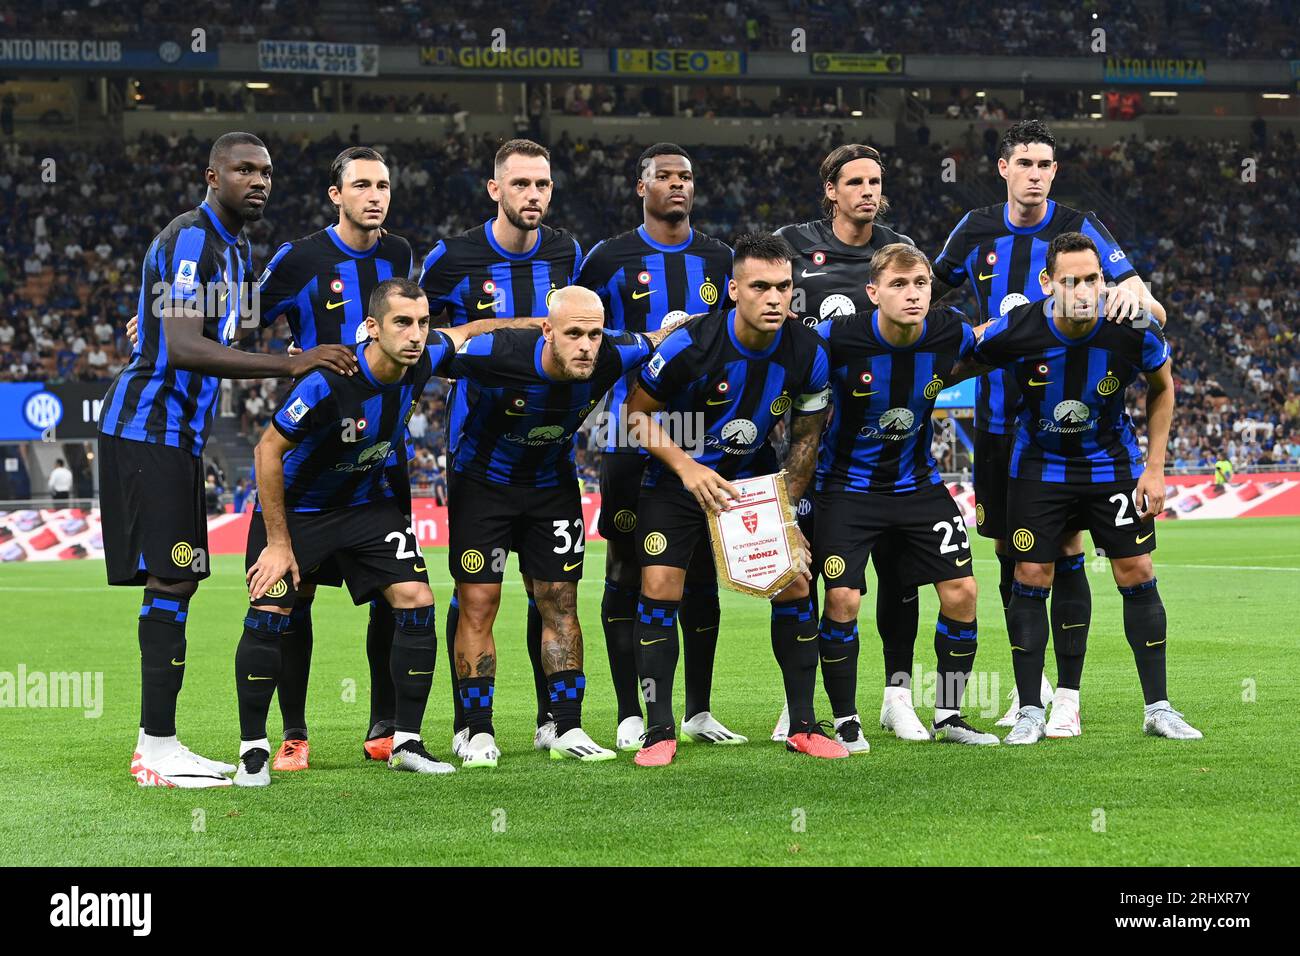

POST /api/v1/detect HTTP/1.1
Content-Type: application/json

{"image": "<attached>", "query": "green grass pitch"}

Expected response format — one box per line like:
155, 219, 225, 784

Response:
1, 518, 1297, 866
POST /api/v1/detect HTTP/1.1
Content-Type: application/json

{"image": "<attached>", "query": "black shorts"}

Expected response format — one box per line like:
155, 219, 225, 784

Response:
598, 451, 647, 548
798, 490, 916, 596
636, 483, 715, 571
448, 470, 585, 584
245, 501, 427, 609
98, 434, 208, 586
1007, 477, 1155, 564
814, 482, 974, 590
973, 429, 1014, 540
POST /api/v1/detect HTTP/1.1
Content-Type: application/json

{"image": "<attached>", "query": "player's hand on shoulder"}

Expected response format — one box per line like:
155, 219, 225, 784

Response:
1101, 283, 1143, 323
247, 543, 299, 600
291, 344, 358, 377
675, 460, 738, 514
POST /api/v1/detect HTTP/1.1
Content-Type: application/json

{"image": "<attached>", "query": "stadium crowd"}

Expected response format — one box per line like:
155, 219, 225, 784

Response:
3, 0, 1296, 58
1, 127, 1295, 481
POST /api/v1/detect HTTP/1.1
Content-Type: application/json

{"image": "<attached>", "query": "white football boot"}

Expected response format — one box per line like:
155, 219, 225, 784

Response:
388, 739, 456, 774
996, 672, 1055, 727
1044, 688, 1082, 738
234, 747, 271, 788
771, 702, 790, 742
1143, 703, 1204, 740
462, 732, 500, 768
880, 687, 931, 741
616, 715, 645, 751
682, 711, 748, 745
1003, 706, 1048, 745
549, 727, 616, 762
132, 745, 233, 789
833, 714, 871, 754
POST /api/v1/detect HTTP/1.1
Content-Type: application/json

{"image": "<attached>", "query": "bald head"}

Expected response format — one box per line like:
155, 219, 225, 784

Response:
542, 285, 606, 381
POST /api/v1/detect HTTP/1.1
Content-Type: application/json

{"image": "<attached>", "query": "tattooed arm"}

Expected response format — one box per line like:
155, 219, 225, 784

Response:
783, 408, 828, 502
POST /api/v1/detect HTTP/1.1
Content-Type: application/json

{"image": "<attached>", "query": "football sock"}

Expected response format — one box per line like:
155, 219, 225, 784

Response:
526, 594, 550, 726
458, 677, 495, 737
771, 596, 819, 729
138, 590, 190, 738
393, 730, 421, 749
240, 737, 270, 757
548, 669, 586, 736
681, 580, 720, 719
1121, 579, 1168, 705
818, 616, 860, 718
633, 596, 680, 731
445, 591, 465, 732
366, 598, 397, 729
996, 552, 1016, 615
236, 609, 291, 741
1050, 553, 1090, 690
601, 580, 642, 722
1008, 581, 1050, 709
390, 606, 437, 736
934, 614, 978, 719
877, 578, 920, 689
276, 596, 313, 739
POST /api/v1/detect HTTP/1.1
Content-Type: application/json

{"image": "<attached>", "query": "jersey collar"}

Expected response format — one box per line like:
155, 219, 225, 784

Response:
1002, 199, 1056, 236
727, 309, 782, 358
636, 224, 694, 253
326, 224, 380, 259
870, 309, 927, 350
484, 218, 542, 260
1043, 297, 1103, 345
199, 201, 240, 245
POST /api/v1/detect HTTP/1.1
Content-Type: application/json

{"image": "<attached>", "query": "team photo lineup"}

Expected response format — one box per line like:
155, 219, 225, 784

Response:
99, 121, 1204, 789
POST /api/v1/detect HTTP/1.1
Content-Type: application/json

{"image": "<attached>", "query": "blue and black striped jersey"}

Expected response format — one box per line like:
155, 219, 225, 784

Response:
637, 311, 830, 490
269, 334, 455, 512
257, 226, 413, 347
816, 308, 975, 495
933, 200, 1137, 435
973, 299, 1170, 484
419, 219, 581, 461
576, 225, 733, 453
445, 328, 651, 488
99, 201, 253, 456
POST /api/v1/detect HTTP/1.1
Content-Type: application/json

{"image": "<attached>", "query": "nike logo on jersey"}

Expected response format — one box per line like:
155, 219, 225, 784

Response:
563, 560, 583, 571
1027, 378, 1052, 386
800, 269, 828, 278
631, 289, 654, 300
505, 408, 529, 416
978, 272, 998, 281
477, 299, 497, 310
413, 564, 426, 572
325, 299, 351, 310
1136, 532, 1154, 544
852, 389, 879, 397
247, 674, 272, 681
955, 557, 972, 566
640, 637, 667, 646
706, 397, 730, 405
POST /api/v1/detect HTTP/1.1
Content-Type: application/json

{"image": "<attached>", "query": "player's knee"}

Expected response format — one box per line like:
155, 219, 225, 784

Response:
641, 565, 685, 602
1111, 555, 1154, 588
605, 555, 641, 591
457, 584, 501, 628
825, 587, 861, 621
776, 575, 810, 602
937, 577, 978, 620
147, 576, 197, 599
386, 581, 434, 609
531, 580, 578, 623
1016, 562, 1055, 589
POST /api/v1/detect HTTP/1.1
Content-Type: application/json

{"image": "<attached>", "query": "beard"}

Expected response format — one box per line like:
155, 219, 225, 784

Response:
503, 202, 545, 232
240, 204, 265, 222
659, 204, 689, 224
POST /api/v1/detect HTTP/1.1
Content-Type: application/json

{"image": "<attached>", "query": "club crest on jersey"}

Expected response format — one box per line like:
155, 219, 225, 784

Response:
174, 259, 198, 290
637, 271, 652, 285
985, 251, 998, 266
924, 376, 944, 400
699, 278, 719, 306
770, 394, 792, 416
812, 251, 827, 267
285, 397, 310, 423
329, 278, 345, 295
999, 293, 1030, 316
1097, 372, 1121, 396
742, 510, 759, 533
1041, 399, 1094, 434
545, 285, 558, 308
819, 293, 856, 319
